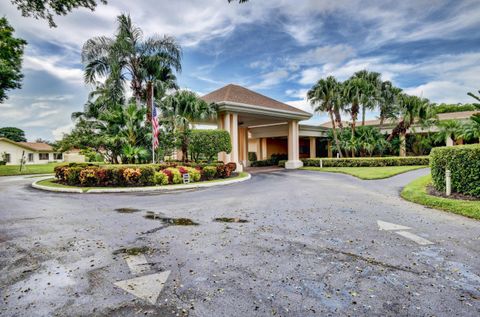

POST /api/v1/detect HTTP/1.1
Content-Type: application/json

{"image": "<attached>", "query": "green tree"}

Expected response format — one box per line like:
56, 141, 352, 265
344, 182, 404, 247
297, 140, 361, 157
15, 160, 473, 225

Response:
189, 130, 231, 162
387, 95, 433, 145
308, 76, 344, 157
82, 13, 182, 116
378, 81, 402, 130
11, 0, 107, 27
434, 120, 464, 145
0, 126, 27, 142
0, 18, 27, 103
343, 77, 369, 156
352, 70, 382, 126
460, 114, 480, 143
159, 90, 217, 162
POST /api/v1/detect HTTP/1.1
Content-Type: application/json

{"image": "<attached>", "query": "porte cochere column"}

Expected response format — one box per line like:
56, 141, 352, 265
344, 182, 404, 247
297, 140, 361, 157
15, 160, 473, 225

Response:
285, 120, 303, 169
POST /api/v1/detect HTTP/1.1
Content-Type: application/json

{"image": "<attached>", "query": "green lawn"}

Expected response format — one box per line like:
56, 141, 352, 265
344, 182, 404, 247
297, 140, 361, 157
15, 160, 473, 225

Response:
401, 175, 480, 220
0, 163, 61, 176
300, 165, 427, 180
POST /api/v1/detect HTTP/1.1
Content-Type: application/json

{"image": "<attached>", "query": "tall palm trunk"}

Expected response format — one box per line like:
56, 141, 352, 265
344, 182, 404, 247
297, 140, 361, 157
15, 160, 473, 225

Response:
145, 81, 153, 123
329, 111, 343, 158
350, 102, 359, 157
362, 104, 366, 126
334, 108, 343, 129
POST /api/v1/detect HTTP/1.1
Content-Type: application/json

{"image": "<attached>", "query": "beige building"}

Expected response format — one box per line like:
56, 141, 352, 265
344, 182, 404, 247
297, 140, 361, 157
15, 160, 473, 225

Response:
0, 138, 63, 165
201, 84, 479, 169
201, 84, 327, 170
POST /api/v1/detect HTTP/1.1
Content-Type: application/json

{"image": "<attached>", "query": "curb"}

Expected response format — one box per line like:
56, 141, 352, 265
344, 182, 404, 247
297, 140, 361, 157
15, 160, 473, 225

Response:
31, 173, 251, 194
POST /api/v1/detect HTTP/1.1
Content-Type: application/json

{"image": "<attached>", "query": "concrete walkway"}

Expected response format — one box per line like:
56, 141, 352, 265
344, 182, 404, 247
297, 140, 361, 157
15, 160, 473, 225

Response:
0, 168, 479, 316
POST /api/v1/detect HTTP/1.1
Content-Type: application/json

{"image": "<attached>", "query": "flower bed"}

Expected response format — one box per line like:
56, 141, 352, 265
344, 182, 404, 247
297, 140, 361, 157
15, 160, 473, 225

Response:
54, 162, 237, 187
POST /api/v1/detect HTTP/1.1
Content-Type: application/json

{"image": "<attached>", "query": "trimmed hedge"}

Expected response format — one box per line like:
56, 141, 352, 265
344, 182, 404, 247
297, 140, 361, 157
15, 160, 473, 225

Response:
301, 156, 430, 167
430, 144, 480, 197
54, 162, 237, 187
250, 153, 288, 167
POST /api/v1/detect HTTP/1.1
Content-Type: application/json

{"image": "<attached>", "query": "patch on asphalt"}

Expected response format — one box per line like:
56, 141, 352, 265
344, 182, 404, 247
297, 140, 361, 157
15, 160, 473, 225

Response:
144, 211, 199, 226
113, 246, 155, 256
114, 207, 142, 213
213, 217, 249, 223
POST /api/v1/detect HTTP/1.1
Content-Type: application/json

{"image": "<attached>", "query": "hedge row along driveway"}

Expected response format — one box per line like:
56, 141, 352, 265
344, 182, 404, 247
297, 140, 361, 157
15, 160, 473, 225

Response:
430, 144, 480, 198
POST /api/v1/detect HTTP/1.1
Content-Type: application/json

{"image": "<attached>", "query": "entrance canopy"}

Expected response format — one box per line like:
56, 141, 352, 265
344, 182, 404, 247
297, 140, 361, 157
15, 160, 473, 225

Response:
201, 84, 322, 170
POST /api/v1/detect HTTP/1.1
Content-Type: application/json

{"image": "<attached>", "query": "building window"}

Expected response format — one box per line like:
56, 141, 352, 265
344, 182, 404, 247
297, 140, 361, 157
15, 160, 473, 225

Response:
53, 153, 62, 160
4, 153, 11, 163
28, 153, 34, 162
39, 153, 49, 160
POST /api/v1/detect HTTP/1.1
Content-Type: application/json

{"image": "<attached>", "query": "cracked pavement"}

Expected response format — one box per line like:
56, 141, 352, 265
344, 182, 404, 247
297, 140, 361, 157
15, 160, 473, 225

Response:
1, 168, 479, 316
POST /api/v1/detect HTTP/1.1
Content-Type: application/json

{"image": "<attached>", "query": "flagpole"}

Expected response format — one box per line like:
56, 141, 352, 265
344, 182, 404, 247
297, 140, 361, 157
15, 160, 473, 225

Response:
151, 82, 155, 164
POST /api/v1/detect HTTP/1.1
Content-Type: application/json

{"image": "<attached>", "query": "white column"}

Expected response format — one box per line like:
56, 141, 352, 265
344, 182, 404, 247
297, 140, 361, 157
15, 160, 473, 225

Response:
309, 137, 316, 159
230, 113, 242, 172
446, 135, 454, 146
223, 113, 231, 163
261, 138, 268, 159
243, 128, 249, 168
285, 120, 303, 169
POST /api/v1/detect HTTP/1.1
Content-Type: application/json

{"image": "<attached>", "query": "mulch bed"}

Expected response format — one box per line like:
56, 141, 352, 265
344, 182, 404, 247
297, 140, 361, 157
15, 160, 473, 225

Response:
427, 185, 480, 201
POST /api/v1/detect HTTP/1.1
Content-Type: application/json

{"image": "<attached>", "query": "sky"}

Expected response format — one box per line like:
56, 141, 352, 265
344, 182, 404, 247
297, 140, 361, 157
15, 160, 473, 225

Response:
1, 0, 479, 141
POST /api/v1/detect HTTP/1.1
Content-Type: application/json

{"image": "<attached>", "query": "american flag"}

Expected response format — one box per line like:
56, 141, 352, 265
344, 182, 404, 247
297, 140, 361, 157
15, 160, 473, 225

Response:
152, 105, 160, 149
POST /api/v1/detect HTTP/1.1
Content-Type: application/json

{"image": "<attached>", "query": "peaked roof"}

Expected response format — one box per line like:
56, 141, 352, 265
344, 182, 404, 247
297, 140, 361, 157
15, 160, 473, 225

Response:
0, 137, 53, 151
201, 84, 311, 116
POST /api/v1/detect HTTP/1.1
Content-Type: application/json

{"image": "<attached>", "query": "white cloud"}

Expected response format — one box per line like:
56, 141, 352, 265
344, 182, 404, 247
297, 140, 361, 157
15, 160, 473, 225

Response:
285, 100, 313, 114
23, 55, 84, 84
404, 81, 473, 104
298, 67, 323, 85
290, 44, 355, 67
250, 69, 289, 89
52, 123, 75, 140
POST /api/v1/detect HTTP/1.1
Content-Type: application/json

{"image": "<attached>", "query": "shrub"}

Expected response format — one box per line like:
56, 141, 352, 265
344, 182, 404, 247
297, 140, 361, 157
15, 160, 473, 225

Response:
248, 152, 257, 162
278, 160, 286, 168
138, 166, 156, 186
154, 172, 169, 185
186, 167, 201, 182
123, 168, 142, 185
430, 144, 480, 197
251, 153, 287, 167
203, 166, 217, 180
54, 163, 233, 187
79, 167, 98, 186
166, 167, 182, 184
65, 166, 83, 185
301, 156, 429, 167
189, 129, 232, 162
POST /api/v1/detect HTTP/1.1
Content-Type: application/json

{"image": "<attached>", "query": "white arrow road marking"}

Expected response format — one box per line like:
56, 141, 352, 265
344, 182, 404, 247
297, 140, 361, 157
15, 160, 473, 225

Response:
395, 231, 434, 246
114, 271, 171, 305
124, 254, 150, 275
377, 220, 411, 231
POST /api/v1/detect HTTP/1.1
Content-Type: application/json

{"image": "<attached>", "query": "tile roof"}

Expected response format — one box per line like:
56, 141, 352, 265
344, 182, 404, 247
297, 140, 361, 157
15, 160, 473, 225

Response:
319, 111, 480, 128
201, 84, 311, 116
0, 138, 54, 151
17, 142, 53, 151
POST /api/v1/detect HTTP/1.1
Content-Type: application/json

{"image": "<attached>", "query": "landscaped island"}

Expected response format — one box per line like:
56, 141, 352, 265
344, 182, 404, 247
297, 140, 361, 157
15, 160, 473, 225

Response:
53, 162, 238, 187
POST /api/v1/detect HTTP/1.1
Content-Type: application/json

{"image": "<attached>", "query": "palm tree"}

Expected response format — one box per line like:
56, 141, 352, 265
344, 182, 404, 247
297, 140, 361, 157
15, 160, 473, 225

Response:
159, 90, 217, 162
343, 77, 368, 156
378, 81, 402, 130
434, 120, 464, 145
387, 95, 433, 147
307, 76, 344, 157
352, 70, 382, 126
467, 89, 480, 108
82, 14, 182, 114
460, 114, 480, 143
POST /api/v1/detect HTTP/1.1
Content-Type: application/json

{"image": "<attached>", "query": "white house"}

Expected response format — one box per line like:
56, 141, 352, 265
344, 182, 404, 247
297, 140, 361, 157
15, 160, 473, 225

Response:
0, 137, 63, 165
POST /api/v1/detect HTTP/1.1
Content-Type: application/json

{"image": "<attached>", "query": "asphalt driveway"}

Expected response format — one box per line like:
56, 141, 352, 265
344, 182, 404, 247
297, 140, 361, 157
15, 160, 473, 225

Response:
0, 169, 479, 316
